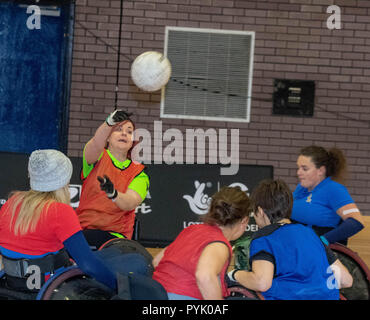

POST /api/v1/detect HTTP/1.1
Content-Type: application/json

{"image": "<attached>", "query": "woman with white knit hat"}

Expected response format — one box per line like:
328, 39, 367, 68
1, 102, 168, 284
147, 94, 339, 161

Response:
0, 149, 132, 294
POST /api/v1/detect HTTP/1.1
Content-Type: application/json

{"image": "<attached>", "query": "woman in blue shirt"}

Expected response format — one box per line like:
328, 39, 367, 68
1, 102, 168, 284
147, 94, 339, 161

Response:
292, 145, 364, 245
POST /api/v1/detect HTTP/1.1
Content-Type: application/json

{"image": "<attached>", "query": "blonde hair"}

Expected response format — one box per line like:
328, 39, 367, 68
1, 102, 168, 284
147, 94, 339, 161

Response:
7, 185, 70, 236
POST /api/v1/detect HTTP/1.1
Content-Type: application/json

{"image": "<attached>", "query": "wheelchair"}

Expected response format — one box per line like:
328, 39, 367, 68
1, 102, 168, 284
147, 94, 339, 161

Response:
0, 238, 167, 300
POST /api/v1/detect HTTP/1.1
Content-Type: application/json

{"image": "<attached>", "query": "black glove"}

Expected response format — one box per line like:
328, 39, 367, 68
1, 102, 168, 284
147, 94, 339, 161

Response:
97, 175, 118, 201
105, 109, 133, 126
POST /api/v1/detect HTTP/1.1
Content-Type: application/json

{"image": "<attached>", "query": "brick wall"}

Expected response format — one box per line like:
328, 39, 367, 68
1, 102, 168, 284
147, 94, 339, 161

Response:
68, 0, 370, 214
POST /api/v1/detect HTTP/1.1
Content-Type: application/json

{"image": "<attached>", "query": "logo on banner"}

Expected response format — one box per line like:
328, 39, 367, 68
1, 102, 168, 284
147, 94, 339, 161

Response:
183, 180, 249, 215
228, 182, 249, 194
183, 181, 212, 215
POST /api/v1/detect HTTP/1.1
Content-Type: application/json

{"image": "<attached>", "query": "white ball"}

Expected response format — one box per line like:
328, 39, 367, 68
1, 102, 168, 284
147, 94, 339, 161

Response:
131, 51, 172, 92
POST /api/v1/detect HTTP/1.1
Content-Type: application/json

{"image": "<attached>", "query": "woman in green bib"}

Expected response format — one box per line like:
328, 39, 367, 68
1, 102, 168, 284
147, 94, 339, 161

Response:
76, 110, 149, 249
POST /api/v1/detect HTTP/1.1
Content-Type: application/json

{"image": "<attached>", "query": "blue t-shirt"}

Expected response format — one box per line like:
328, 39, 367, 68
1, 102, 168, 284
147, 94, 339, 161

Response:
249, 223, 339, 300
292, 177, 353, 228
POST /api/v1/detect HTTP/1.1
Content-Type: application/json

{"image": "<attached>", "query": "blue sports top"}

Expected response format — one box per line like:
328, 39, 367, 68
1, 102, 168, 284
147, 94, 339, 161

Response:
249, 223, 339, 300
292, 177, 353, 228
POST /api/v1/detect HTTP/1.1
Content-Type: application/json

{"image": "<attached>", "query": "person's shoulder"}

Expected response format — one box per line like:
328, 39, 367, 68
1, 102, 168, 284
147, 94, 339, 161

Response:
48, 201, 75, 214
330, 179, 346, 189
287, 222, 310, 233
322, 177, 348, 192
252, 224, 283, 241
287, 222, 321, 240
130, 160, 146, 169
183, 223, 217, 237
129, 161, 149, 179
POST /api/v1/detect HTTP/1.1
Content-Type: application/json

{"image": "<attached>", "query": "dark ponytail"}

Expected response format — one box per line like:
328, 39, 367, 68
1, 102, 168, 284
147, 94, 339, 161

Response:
326, 148, 347, 183
202, 186, 250, 227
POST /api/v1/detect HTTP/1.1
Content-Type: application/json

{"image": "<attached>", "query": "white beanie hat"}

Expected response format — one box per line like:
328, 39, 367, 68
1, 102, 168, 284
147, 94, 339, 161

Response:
28, 149, 73, 192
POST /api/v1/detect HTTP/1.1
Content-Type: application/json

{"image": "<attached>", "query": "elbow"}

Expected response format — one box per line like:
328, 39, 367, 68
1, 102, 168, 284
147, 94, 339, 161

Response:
195, 269, 218, 293
249, 272, 272, 292
116, 201, 136, 212
195, 270, 224, 300
195, 269, 212, 286
255, 278, 272, 292
115, 193, 141, 212
235, 269, 272, 292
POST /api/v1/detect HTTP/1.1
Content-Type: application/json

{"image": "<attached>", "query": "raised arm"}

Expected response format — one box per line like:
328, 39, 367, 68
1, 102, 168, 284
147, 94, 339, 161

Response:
84, 122, 112, 165
84, 110, 133, 164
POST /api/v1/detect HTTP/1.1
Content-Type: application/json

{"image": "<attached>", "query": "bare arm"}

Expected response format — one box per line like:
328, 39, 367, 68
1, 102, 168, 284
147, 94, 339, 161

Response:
195, 242, 230, 300
98, 175, 144, 212
84, 122, 113, 165
336, 203, 364, 225
152, 247, 167, 268
113, 189, 143, 211
234, 260, 274, 292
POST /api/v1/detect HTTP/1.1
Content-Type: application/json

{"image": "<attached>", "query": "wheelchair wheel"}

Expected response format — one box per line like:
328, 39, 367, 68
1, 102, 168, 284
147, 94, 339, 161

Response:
98, 238, 154, 275
227, 285, 264, 300
37, 267, 114, 300
330, 243, 370, 300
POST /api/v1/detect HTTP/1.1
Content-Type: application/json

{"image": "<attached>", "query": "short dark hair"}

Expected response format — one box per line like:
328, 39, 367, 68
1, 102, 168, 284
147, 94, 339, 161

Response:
250, 179, 293, 224
202, 186, 250, 227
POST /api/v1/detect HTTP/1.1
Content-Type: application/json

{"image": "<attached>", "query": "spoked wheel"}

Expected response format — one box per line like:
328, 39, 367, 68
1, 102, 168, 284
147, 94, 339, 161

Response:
37, 267, 114, 300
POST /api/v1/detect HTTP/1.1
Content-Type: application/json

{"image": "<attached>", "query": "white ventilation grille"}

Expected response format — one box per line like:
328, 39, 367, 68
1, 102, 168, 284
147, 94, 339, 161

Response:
161, 27, 255, 123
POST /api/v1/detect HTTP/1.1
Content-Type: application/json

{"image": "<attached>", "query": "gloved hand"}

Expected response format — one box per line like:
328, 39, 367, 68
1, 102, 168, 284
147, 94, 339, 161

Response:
97, 175, 118, 201
227, 269, 240, 284
105, 109, 133, 126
